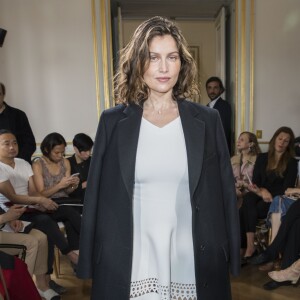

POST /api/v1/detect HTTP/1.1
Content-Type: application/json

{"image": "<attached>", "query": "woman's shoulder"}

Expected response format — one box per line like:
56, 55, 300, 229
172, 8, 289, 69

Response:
231, 154, 240, 165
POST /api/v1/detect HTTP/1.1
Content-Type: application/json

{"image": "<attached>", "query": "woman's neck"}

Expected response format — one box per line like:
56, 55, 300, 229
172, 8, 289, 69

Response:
75, 154, 83, 164
144, 95, 176, 115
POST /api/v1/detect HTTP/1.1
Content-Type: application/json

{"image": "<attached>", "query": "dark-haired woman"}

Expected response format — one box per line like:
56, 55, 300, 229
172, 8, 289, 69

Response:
240, 126, 298, 262
77, 16, 240, 300
32, 132, 82, 261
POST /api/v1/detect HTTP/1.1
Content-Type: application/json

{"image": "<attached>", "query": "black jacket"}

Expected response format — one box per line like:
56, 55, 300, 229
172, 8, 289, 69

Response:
78, 99, 240, 300
0, 102, 36, 163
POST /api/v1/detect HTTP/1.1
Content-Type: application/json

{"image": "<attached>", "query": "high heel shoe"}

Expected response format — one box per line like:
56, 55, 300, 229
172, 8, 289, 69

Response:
268, 258, 300, 285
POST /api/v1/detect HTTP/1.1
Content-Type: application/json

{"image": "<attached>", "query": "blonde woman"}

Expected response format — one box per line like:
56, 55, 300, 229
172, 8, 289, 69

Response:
231, 132, 261, 207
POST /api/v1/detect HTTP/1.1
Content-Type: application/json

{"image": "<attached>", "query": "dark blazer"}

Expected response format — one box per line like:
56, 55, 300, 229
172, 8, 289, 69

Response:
78, 99, 240, 300
0, 102, 36, 163
208, 97, 232, 154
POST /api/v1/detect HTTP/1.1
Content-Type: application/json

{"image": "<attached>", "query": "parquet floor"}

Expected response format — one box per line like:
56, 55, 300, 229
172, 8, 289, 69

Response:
55, 256, 300, 300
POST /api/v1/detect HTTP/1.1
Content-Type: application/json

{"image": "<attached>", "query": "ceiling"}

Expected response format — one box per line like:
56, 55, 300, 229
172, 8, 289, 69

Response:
111, 0, 233, 20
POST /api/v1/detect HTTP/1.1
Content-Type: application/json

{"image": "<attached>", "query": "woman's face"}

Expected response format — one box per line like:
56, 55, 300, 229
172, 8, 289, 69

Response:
237, 133, 251, 151
48, 144, 65, 163
274, 132, 291, 154
143, 34, 181, 97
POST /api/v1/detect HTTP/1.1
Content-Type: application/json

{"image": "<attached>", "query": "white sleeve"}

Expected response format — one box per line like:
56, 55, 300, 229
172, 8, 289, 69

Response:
0, 167, 9, 183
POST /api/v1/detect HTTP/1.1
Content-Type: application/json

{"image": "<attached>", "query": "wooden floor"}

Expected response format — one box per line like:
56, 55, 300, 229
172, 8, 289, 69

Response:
55, 256, 300, 300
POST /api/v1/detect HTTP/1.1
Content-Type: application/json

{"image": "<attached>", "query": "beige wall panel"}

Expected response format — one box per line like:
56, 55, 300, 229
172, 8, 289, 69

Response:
0, 0, 98, 144
254, 0, 300, 141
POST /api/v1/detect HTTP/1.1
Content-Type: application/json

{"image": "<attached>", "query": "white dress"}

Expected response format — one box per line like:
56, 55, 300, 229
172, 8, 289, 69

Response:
130, 117, 197, 300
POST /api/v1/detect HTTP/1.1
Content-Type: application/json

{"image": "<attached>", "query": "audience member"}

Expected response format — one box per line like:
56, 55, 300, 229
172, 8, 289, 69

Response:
32, 132, 81, 205
0, 82, 36, 163
0, 206, 61, 299
231, 131, 261, 207
206, 76, 232, 154
67, 133, 94, 203
249, 198, 300, 290
240, 126, 298, 263
0, 129, 80, 295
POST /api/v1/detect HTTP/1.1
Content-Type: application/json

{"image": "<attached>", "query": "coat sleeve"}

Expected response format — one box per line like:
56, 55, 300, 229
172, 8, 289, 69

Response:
77, 111, 108, 278
215, 111, 240, 276
15, 110, 36, 163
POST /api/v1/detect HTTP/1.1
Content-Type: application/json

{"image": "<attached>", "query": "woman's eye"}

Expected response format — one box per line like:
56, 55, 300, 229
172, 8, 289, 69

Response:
168, 56, 178, 61
150, 56, 158, 61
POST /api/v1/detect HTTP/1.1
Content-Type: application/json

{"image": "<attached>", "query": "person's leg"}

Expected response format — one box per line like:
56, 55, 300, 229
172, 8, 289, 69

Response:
270, 213, 281, 243
280, 218, 300, 269
241, 192, 261, 257
50, 206, 81, 250
28, 229, 48, 276
0, 231, 38, 276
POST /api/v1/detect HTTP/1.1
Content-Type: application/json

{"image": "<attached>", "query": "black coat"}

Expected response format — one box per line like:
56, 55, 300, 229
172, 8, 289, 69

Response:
209, 97, 232, 154
0, 102, 36, 163
78, 99, 240, 300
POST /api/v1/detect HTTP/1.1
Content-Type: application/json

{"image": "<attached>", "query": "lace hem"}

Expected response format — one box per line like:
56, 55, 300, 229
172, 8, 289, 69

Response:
130, 278, 197, 299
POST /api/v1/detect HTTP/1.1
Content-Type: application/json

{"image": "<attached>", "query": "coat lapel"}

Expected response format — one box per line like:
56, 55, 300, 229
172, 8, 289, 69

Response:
117, 104, 143, 199
117, 101, 205, 201
178, 100, 205, 199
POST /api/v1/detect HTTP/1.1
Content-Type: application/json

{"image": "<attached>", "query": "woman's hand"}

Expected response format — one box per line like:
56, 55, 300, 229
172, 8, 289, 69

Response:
247, 183, 260, 194
38, 197, 59, 211
59, 176, 74, 189
8, 219, 24, 232
260, 188, 273, 202
285, 187, 300, 196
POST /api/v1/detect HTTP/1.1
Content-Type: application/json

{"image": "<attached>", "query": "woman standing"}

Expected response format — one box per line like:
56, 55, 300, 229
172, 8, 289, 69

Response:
240, 127, 298, 261
78, 16, 240, 300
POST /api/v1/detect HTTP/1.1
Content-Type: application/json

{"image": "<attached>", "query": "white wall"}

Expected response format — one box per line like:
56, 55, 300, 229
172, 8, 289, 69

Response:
254, 0, 300, 141
0, 0, 98, 145
122, 19, 216, 104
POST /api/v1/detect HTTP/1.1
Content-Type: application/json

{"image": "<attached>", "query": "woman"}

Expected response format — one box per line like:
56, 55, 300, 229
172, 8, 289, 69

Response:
77, 16, 240, 300
240, 126, 298, 262
0, 206, 60, 299
32, 132, 82, 254
231, 131, 261, 207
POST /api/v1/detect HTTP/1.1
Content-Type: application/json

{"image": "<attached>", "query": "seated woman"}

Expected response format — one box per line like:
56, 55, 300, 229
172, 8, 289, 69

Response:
240, 127, 298, 262
32, 132, 81, 204
231, 131, 261, 208
0, 205, 60, 300
67, 133, 94, 203
249, 198, 300, 290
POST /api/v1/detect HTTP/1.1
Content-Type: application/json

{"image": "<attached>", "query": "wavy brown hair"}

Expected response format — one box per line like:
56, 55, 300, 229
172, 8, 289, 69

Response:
267, 126, 295, 177
114, 16, 199, 105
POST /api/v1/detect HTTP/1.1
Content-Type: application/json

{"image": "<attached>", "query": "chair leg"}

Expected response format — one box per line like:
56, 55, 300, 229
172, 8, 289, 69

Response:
53, 247, 61, 278
0, 266, 10, 300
